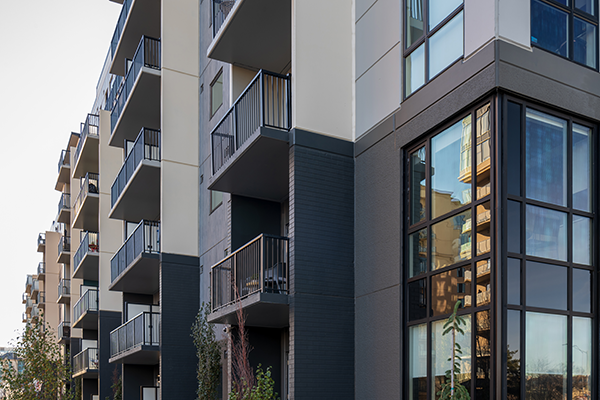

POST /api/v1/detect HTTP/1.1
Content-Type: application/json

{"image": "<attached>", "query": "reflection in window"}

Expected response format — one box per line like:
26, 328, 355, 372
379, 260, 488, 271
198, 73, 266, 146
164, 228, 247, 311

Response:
574, 17, 597, 68
432, 316, 472, 400
431, 210, 471, 270
507, 310, 521, 400
573, 215, 591, 265
525, 205, 567, 261
572, 317, 592, 399
429, 0, 462, 29
507, 200, 521, 254
476, 104, 492, 199
573, 124, 592, 211
526, 312, 567, 400
432, 115, 472, 218
576, 0, 595, 15
476, 202, 491, 256
408, 279, 427, 321
429, 11, 464, 79
507, 258, 521, 305
526, 109, 567, 206
409, 324, 427, 400
410, 147, 427, 224
406, 0, 424, 48
476, 259, 491, 307
526, 261, 567, 310
211, 70, 224, 117
405, 44, 425, 96
531, 0, 569, 57
476, 310, 491, 399
431, 267, 471, 316
409, 229, 427, 278
573, 268, 591, 313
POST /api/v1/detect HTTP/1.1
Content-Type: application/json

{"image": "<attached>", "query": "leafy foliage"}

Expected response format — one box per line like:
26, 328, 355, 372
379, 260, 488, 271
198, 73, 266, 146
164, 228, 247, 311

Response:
191, 302, 222, 400
227, 365, 278, 400
0, 315, 73, 400
437, 302, 470, 400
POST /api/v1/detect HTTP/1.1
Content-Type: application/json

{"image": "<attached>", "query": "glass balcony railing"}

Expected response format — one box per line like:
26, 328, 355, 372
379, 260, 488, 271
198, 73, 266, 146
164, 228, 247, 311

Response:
211, 234, 289, 311
58, 279, 70, 299
211, 70, 291, 174
111, 221, 160, 283
111, 36, 161, 132
58, 235, 71, 255
73, 173, 99, 218
110, 312, 160, 358
58, 193, 70, 214
73, 347, 98, 375
213, 0, 237, 36
74, 232, 99, 270
111, 128, 161, 207
110, 0, 133, 58
73, 289, 99, 322
73, 114, 99, 168
37, 262, 45, 275
58, 149, 70, 172
38, 233, 46, 248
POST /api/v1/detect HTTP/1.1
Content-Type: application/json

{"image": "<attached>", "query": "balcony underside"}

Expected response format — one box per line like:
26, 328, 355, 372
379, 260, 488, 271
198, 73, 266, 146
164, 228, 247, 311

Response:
73, 311, 98, 330
109, 345, 159, 365
37, 243, 45, 253
58, 336, 70, 345
72, 137, 99, 179
55, 165, 71, 191
38, 302, 45, 310
73, 194, 99, 231
109, 69, 161, 148
110, 0, 161, 76
209, 127, 288, 202
208, 0, 291, 73
109, 160, 160, 221
109, 254, 159, 295
57, 294, 70, 305
72, 369, 98, 379
208, 292, 288, 328
73, 253, 99, 281
57, 251, 70, 265
57, 208, 70, 224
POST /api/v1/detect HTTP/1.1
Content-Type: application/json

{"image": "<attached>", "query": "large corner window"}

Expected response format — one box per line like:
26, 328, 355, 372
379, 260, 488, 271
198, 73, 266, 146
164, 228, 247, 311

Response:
406, 100, 493, 399
404, 0, 464, 97
505, 99, 594, 400
531, 0, 598, 69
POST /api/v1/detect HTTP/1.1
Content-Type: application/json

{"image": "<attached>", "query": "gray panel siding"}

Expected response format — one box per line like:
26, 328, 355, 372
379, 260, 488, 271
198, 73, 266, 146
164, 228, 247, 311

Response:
98, 311, 122, 400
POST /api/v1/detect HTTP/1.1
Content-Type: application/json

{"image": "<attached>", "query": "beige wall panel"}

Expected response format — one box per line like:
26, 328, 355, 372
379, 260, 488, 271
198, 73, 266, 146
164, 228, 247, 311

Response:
356, 0, 377, 22
356, 43, 400, 137
99, 251, 122, 311
465, 0, 495, 57
498, 0, 531, 48
161, 0, 199, 76
230, 65, 258, 104
356, 0, 400, 78
292, 0, 353, 140
161, 69, 199, 167
160, 161, 199, 256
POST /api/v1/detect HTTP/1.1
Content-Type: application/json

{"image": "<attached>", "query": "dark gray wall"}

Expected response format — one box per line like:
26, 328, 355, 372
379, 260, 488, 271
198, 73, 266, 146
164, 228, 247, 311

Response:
82, 378, 97, 400
123, 364, 155, 400
243, 327, 283, 395
98, 311, 122, 400
231, 195, 281, 250
288, 131, 354, 399
159, 253, 199, 400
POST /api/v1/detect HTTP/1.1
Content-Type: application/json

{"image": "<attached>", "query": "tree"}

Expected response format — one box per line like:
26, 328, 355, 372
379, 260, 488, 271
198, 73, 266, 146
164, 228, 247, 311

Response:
191, 302, 222, 400
0, 315, 73, 400
437, 301, 470, 400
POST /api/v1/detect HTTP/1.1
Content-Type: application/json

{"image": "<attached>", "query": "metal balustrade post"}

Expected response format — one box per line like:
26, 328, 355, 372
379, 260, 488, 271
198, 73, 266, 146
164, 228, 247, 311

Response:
260, 235, 265, 292
259, 71, 265, 128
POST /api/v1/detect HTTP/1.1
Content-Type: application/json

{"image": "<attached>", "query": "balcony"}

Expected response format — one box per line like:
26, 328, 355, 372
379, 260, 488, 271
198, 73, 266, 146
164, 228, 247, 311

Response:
31, 305, 39, 319
73, 232, 99, 281
73, 289, 99, 329
110, 128, 161, 221
57, 193, 70, 224
37, 262, 45, 279
22, 313, 27, 324
110, 221, 160, 294
57, 235, 70, 264
25, 275, 33, 294
141, 387, 160, 400
72, 347, 99, 379
208, 0, 291, 72
72, 114, 100, 179
58, 321, 71, 344
109, 312, 160, 364
25, 297, 33, 313
209, 234, 289, 328
109, 0, 160, 77
72, 173, 99, 231
22, 292, 27, 304
55, 149, 71, 191
38, 291, 46, 309
57, 279, 70, 304
110, 36, 161, 148
209, 70, 290, 202
37, 233, 45, 252
31, 279, 39, 298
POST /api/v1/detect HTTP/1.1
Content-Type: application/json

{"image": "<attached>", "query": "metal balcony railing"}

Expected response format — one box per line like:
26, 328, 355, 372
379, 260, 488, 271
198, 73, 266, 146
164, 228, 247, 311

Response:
111, 128, 161, 207
211, 70, 291, 174
211, 234, 289, 311
74, 232, 99, 270
52, 221, 64, 233
58, 279, 70, 298
73, 348, 99, 375
111, 221, 160, 283
141, 386, 160, 400
58, 193, 70, 214
212, 0, 237, 36
58, 321, 71, 341
38, 233, 46, 248
73, 289, 99, 322
58, 235, 71, 255
58, 149, 70, 172
37, 262, 45, 275
38, 291, 45, 304
110, 312, 160, 358
111, 36, 161, 132
73, 114, 99, 168
73, 173, 99, 218
110, 0, 133, 57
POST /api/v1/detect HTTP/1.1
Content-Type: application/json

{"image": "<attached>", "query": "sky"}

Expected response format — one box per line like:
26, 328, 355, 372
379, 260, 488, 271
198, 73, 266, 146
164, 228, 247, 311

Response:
0, 0, 121, 347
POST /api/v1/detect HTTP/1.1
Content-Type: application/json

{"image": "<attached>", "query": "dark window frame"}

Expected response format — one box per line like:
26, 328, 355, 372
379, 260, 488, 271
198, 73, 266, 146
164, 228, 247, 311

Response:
210, 68, 224, 119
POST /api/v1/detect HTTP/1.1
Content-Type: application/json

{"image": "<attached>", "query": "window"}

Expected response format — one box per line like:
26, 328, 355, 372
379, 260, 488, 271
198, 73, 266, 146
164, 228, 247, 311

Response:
210, 190, 223, 213
531, 0, 598, 68
406, 100, 493, 399
505, 100, 594, 400
211, 69, 224, 117
404, 0, 464, 97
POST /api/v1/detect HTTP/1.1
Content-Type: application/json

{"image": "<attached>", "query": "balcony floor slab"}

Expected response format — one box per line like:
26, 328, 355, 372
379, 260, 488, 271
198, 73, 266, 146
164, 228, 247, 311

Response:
55, 165, 71, 191
73, 194, 99, 231
109, 160, 160, 221
72, 136, 99, 179
73, 311, 98, 330
73, 253, 99, 281
208, 292, 288, 328
109, 253, 159, 295
109, 345, 159, 365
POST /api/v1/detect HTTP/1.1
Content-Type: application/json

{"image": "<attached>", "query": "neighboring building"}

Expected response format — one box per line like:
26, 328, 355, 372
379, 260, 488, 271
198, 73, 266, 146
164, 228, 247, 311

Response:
0, 348, 22, 400
21, 0, 600, 399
